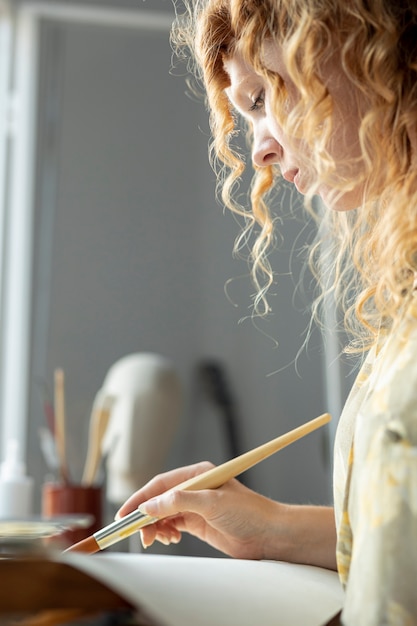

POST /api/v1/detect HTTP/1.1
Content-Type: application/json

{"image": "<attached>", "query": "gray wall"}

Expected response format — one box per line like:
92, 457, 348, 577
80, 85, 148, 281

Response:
27, 4, 333, 556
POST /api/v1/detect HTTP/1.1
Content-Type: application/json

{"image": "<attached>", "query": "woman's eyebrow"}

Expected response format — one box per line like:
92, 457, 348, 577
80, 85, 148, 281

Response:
226, 75, 258, 110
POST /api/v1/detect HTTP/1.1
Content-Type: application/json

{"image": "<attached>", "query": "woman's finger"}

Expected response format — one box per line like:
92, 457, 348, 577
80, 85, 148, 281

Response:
115, 461, 215, 518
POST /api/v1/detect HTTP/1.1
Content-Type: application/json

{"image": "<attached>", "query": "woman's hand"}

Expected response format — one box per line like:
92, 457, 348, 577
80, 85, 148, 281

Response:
115, 461, 287, 559
115, 462, 338, 569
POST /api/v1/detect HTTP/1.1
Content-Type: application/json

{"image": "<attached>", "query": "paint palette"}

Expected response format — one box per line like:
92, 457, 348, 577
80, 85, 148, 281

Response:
0, 514, 92, 537
0, 515, 92, 554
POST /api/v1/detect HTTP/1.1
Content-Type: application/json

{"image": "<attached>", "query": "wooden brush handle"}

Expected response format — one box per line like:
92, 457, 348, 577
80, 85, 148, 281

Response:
54, 368, 70, 483
172, 413, 331, 492
81, 396, 113, 486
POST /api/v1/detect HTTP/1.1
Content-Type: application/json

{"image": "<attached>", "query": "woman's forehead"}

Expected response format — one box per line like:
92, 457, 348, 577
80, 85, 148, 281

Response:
225, 39, 288, 78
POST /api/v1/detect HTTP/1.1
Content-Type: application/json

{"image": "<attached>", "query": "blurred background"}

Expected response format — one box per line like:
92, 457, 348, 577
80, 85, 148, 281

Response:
0, 0, 354, 555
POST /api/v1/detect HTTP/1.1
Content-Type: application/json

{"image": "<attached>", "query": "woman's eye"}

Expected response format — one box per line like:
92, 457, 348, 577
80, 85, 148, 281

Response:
249, 91, 265, 112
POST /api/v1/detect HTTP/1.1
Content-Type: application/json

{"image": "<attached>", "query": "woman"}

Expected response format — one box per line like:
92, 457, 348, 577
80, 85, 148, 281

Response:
117, 1, 417, 623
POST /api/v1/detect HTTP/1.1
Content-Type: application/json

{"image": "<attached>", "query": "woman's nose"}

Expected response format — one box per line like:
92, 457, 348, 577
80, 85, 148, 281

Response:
252, 132, 282, 168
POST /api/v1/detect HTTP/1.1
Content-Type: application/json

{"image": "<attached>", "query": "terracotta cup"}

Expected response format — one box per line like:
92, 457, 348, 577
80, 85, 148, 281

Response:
42, 482, 103, 548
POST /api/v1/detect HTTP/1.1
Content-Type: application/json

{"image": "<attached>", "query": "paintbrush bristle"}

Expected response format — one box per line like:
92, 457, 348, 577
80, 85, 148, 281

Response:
64, 534, 100, 554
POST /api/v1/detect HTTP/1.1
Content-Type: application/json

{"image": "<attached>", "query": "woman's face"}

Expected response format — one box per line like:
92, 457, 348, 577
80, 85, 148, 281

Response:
224, 41, 367, 212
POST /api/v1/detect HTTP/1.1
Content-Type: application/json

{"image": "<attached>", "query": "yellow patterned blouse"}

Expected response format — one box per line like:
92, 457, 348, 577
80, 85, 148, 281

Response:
333, 294, 417, 625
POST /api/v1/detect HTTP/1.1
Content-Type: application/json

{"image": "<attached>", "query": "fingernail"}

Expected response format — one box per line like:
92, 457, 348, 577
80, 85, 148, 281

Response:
138, 498, 158, 515
114, 510, 121, 521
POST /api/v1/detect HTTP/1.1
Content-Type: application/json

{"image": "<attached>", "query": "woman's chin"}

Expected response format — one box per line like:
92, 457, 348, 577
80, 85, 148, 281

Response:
319, 186, 362, 212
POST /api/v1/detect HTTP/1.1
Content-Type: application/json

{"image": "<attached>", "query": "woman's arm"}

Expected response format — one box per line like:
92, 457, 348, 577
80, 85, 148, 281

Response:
116, 462, 337, 570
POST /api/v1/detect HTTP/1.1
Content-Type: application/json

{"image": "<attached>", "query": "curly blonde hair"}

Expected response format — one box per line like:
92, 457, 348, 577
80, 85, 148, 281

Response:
172, 0, 417, 350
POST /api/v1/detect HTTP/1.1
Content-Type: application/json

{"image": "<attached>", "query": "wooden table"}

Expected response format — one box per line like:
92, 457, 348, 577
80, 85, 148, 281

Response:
0, 556, 138, 625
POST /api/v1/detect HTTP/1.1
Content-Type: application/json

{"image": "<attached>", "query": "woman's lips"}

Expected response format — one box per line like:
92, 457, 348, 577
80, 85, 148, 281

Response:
293, 170, 304, 194
283, 168, 305, 194
282, 169, 298, 183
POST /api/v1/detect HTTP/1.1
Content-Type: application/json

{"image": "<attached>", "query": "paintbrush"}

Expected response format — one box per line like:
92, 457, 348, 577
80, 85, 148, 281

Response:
81, 393, 115, 486
54, 368, 70, 483
65, 412, 331, 554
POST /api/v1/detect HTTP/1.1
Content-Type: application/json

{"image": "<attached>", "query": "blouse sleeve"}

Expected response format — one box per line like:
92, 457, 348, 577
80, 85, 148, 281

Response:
342, 420, 417, 624
341, 305, 417, 625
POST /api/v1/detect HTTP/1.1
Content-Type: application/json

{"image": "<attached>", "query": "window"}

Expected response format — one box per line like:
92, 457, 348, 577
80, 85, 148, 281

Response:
0, 0, 172, 465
